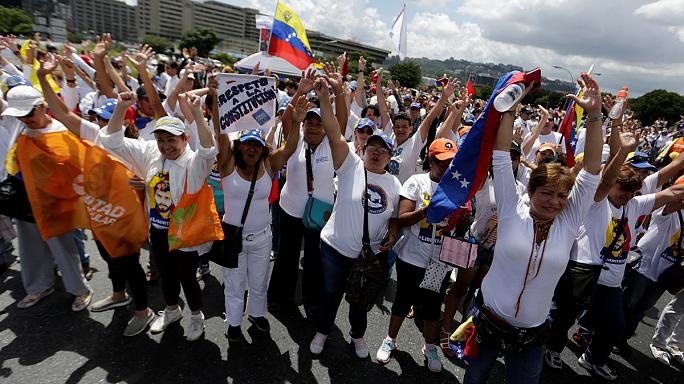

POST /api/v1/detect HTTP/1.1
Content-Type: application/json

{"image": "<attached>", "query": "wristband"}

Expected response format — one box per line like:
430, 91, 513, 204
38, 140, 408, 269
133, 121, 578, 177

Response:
586, 114, 603, 123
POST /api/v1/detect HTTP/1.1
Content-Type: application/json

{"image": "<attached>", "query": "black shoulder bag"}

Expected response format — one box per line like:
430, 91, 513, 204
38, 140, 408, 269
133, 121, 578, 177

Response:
208, 164, 259, 268
344, 169, 390, 312
0, 174, 35, 223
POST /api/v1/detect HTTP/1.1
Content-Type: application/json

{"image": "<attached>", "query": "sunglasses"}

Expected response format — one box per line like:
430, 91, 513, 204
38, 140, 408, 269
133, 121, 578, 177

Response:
20, 108, 37, 119
356, 127, 374, 135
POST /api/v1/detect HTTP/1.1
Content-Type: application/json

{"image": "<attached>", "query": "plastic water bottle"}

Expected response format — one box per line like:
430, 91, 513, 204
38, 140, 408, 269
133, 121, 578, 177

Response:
608, 86, 629, 119
493, 83, 525, 112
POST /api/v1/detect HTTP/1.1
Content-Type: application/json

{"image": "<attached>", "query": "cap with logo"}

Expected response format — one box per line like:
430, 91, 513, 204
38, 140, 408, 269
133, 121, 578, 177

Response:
153, 116, 187, 136
429, 138, 458, 160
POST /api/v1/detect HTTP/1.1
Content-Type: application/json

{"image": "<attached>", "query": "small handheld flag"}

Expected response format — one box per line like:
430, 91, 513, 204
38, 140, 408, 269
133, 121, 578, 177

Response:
427, 68, 542, 223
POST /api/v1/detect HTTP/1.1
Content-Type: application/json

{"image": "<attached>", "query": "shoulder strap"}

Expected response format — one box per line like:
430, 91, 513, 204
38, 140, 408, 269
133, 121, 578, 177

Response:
305, 145, 314, 195
362, 168, 370, 246
604, 207, 627, 259
676, 211, 684, 256
239, 163, 260, 227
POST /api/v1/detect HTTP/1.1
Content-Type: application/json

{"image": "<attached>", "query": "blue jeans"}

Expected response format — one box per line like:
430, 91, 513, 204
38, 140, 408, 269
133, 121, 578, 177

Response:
463, 343, 544, 384
73, 229, 90, 266
316, 241, 368, 338
585, 285, 625, 365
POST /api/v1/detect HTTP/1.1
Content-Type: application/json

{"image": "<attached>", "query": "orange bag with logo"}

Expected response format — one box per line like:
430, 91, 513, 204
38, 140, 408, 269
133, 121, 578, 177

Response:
168, 172, 224, 250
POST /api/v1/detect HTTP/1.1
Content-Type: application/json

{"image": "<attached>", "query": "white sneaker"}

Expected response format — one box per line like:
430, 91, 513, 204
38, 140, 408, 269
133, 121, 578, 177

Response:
310, 332, 327, 355
423, 343, 443, 373
150, 307, 183, 333
650, 344, 670, 365
351, 336, 369, 359
186, 312, 205, 342
376, 336, 396, 364
578, 352, 617, 381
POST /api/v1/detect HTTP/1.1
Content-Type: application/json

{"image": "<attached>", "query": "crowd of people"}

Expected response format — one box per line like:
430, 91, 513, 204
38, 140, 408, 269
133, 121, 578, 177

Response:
0, 32, 683, 383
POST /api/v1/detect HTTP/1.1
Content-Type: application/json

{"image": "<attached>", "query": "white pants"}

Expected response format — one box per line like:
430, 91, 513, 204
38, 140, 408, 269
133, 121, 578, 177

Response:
222, 228, 272, 327
652, 289, 684, 349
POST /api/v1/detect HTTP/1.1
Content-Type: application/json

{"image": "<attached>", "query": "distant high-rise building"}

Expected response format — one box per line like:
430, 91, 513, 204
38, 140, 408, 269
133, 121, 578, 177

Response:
70, 0, 137, 42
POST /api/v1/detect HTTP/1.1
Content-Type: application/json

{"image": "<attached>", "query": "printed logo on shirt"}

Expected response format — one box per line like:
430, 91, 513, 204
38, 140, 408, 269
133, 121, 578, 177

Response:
659, 232, 682, 263
600, 216, 631, 264
365, 184, 388, 214
388, 159, 400, 175
315, 156, 329, 164
417, 191, 447, 245
148, 171, 174, 229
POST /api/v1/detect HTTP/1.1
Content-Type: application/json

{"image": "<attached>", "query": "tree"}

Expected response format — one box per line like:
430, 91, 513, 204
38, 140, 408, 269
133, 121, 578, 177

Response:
67, 30, 83, 44
210, 52, 236, 66
388, 62, 422, 89
142, 34, 170, 54
179, 29, 221, 57
0, 6, 33, 36
630, 89, 684, 126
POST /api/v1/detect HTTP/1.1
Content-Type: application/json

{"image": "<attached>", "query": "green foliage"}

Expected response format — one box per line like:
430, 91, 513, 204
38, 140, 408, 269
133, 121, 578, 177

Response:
142, 34, 170, 54
67, 30, 83, 44
630, 89, 684, 126
179, 29, 221, 57
210, 52, 236, 66
388, 62, 422, 89
0, 6, 33, 36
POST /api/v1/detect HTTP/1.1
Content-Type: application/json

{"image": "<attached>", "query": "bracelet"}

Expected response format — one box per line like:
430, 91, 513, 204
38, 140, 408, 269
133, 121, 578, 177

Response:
586, 114, 603, 123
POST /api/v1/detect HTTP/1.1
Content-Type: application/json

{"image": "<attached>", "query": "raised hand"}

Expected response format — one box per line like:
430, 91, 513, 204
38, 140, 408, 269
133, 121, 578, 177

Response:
358, 56, 367, 72
298, 68, 317, 94
37, 53, 57, 77
337, 52, 347, 70
185, 93, 202, 110
207, 75, 218, 95
126, 44, 154, 70
92, 33, 112, 58
118, 91, 137, 109
313, 77, 330, 99
290, 94, 308, 123
567, 72, 602, 116
56, 55, 76, 77
442, 78, 459, 98
323, 62, 343, 93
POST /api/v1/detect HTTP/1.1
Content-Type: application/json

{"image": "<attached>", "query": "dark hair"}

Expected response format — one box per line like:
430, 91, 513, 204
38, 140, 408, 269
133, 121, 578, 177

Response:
362, 105, 380, 118
615, 164, 643, 192
285, 80, 297, 89
393, 112, 410, 125
232, 140, 271, 170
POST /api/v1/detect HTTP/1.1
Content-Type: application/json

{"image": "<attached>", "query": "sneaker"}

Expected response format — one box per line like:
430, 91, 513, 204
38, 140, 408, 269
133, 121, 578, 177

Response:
572, 329, 591, 350
544, 348, 563, 369
351, 336, 369, 359
123, 309, 155, 337
82, 263, 93, 281
90, 295, 132, 312
186, 312, 205, 342
650, 344, 671, 365
150, 307, 183, 333
72, 289, 93, 312
196, 264, 210, 280
665, 345, 683, 365
422, 343, 443, 373
578, 352, 617, 381
309, 332, 327, 355
17, 287, 55, 309
376, 336, 396, 364
248, 315, 270, 332
227, 325, 243, 342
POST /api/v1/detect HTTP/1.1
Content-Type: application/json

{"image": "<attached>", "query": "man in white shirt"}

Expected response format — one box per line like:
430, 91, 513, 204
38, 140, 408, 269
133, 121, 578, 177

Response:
514, 107, 533, 138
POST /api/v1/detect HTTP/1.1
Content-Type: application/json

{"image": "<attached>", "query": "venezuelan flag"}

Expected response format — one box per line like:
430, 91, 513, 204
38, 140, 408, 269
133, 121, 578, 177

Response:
268, 1, 315, 70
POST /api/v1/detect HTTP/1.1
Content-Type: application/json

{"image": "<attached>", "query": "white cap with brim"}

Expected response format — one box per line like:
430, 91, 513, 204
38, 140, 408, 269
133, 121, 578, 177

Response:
153, 116, 187, 136
1, 85, 44, 117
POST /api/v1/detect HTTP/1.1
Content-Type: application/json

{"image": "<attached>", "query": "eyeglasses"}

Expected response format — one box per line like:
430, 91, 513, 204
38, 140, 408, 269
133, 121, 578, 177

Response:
365, 145, 390, 155
356, 127, 374, 135
20, 108, 36, 119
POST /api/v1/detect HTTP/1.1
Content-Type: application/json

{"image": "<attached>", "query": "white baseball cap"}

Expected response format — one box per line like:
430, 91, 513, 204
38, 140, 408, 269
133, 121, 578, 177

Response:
2, 85, 44, 117
153, 116, 187, 136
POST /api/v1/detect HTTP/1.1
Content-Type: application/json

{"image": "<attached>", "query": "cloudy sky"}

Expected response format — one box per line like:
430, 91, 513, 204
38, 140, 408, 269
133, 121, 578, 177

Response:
219, 0, 684, 96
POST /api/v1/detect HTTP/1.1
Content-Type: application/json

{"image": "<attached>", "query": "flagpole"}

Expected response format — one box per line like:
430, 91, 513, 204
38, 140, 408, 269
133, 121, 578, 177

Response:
266, 0, 279, 57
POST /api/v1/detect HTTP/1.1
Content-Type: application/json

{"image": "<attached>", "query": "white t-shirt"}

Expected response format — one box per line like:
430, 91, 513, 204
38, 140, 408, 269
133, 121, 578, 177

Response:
595, 196, 655, 287
470, 175, 526, 240
393, 174, 448, 268
636, 207, 684, 282
480, 150, 600, 328
388, 131, 425, 185
514, 117, 531, 138
279, 134, 335, 218
320, 151, 401, 258
641, 172, 659, 195
523, 131, 566, 161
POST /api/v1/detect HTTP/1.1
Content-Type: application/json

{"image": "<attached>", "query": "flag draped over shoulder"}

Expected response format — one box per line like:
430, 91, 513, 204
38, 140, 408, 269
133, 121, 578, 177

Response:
268, 1, 315, 70
16, 132, 147, 257
427, 68, 542, 224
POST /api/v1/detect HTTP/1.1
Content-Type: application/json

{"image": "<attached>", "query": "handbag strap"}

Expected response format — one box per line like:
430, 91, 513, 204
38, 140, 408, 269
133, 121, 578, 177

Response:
601, 207, 627, 264
238, 163, 260, 227
305, 145, 314, 195
362, 168, 370, 247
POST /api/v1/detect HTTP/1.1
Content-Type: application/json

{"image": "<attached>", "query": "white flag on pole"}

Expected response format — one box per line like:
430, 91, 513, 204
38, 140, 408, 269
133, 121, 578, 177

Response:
389, 4, 407, 60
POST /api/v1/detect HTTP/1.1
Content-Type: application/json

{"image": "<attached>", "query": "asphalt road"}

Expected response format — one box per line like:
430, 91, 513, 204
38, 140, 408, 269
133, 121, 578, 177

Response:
0, 235, 682, 383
